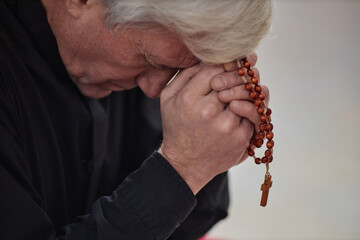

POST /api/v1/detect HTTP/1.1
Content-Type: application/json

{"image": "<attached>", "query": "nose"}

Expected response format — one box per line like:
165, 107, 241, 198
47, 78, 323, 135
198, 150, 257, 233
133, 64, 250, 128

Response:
135, 68, 178, 98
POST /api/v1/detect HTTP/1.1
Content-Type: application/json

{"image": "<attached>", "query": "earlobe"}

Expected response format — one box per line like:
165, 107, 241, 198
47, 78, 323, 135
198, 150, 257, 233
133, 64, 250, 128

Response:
65, 0, 88, 19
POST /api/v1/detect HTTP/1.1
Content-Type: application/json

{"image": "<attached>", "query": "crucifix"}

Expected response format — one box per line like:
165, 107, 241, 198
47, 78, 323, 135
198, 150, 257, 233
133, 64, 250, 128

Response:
260, 174, 272, 207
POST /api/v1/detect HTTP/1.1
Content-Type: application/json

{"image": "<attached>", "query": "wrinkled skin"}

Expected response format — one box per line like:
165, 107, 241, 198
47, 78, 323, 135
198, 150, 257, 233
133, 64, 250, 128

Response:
42, 0, 269, 194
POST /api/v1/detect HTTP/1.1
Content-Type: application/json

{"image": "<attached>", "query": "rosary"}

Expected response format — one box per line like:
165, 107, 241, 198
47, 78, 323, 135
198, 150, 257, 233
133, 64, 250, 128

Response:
237, 58, 273, 207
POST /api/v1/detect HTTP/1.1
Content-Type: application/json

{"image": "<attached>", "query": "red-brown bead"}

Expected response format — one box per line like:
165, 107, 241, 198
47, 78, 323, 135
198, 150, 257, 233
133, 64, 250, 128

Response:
261, 157, 268, 163
259, 123, 267, 131
243, 60, 251, 69
258, 93, 265, 101
245, 83, 253, 91
247, 148, 255, 156
255, 158, 261, 165
257, 107, 264, 115
254, 98, 262, 107
251, 77, 258, 84
260, 114, 267, 122
266, 140, 274, 149
249, 91, 257, 99
266, 131, 274, 140
237, 68, 245, 76
266, 123, 273, 131
254, 85, 262, 93
268, 156, 273, 163
247, 69, 255, 77
257, 131, 265, 139
255, 139, 263, 148
265, 149, 272, 157
266, 108, 272, 116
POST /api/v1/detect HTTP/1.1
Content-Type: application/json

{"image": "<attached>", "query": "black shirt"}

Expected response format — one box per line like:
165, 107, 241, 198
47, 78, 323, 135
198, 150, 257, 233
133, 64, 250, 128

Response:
0, 1, 229, 239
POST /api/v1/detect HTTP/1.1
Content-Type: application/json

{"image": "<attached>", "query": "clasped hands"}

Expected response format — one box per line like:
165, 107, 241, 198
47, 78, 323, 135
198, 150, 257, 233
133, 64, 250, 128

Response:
159, 53, 269, 194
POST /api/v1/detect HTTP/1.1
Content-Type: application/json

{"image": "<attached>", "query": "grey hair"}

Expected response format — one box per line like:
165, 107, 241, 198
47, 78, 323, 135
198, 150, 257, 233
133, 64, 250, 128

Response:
100, 0, 274, 64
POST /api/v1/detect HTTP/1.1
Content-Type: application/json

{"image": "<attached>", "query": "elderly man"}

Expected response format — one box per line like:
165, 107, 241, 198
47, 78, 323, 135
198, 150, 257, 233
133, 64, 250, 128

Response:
0, 0, 273, 239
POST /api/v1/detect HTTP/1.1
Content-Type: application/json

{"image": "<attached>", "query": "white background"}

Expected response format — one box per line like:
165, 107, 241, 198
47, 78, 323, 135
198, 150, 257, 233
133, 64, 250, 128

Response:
208, 0, 360, 239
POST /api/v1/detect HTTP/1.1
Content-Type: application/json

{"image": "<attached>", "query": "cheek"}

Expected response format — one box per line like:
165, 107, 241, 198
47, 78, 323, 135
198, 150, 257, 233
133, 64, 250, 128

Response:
136, 69, 178, 98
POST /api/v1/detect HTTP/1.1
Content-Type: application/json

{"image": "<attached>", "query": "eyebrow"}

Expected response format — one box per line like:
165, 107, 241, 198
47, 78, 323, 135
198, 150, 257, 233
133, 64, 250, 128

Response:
146, 54, 178, 70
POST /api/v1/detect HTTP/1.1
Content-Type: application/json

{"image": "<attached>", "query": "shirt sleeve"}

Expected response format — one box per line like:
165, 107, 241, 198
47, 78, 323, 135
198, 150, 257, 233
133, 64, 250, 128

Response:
66, 151, 198, 240
0, 122, 197, 240
169, 172, 229, 240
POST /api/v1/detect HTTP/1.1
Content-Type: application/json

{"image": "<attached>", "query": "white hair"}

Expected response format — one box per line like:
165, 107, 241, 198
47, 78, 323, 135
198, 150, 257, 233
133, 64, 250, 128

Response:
100, 0, 274, 64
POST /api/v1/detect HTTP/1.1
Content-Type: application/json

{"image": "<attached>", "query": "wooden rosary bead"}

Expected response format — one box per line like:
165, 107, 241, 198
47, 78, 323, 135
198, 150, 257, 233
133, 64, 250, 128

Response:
255, 85, 262, 93
258, 131, 265, 139
255, 139, 264, 148
261, 157, 268, 163
254, 98, 262, 106
260, 114, 267, 122
237, 68, 245, 76
257, 107, 264, 114
266, 140, 274, 149
247, 69, 255, 77
245, 82, 253, 91
266, 131, 274, 140
243, 60, 251, 68
265, 149, 272, 157
259, 123, 267, 131
249, 91, 257, 99
266, 123, 273, 131
258, 93, 265, 101
251, 76, 259, 84
248, 148, 255, 156
239, 58, 274, 207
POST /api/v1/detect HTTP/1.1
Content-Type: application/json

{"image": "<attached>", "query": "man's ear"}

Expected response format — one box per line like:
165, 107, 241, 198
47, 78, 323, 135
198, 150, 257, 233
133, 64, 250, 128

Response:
64, 0, 88, 19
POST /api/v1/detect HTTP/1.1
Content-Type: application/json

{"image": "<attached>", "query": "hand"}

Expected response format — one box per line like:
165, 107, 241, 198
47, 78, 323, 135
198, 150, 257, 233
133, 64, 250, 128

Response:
211, 53, 270, 131
159, 64, 255, 194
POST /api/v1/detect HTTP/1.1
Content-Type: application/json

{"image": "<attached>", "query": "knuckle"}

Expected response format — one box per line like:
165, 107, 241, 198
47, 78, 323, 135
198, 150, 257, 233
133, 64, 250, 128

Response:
218, 89, 233, 102
233, 85, 243, 96
219, 119, 235, 135
176, 91, 193, 107
242, 102, 253, 114
220, 71, 241, 88
199, 102, 218, 121
229, 71, 241, 85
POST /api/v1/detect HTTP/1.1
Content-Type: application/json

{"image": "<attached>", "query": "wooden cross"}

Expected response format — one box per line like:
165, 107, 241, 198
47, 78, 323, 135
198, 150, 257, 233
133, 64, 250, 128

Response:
260, 174, 272, 207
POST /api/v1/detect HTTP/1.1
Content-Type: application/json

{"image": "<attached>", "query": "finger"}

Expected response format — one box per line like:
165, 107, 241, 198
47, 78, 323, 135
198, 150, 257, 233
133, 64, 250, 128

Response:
247, 52, 258, 66
184, 64, 224, 96
261, 84, 270, 105
229, 100, 261, 130
233, 118, 254, 147
202, 90, 227, 113
163, 64, 202, 98
236, 118, 255, 165
218, 85, 252, 103
210, 71, 243, 91
215, 105, 241, 134
223, 62, 237, 72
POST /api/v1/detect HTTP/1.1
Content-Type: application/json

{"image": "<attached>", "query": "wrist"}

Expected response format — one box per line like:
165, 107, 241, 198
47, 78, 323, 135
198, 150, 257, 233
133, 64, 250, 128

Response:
158, 147, 210, 195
